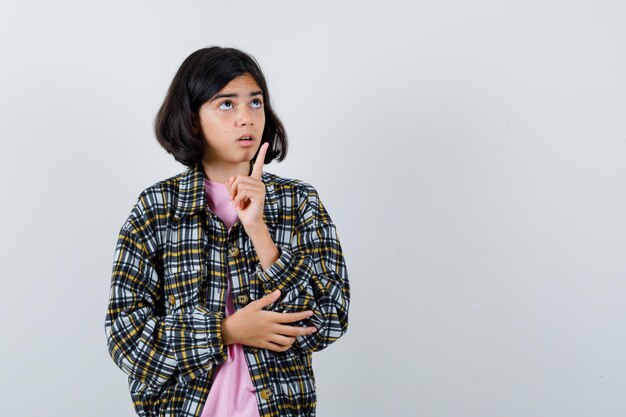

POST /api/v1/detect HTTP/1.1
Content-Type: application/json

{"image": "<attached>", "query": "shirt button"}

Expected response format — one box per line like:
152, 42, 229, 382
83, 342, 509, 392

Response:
168, 294, 176, 305
260, 387, 273, 400
236, 293, 250, 306
229, 245, 240, 257
247, 346, 259, 354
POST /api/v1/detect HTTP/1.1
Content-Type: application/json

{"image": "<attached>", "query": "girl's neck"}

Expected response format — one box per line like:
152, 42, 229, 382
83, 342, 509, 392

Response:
201, 160, 251, 184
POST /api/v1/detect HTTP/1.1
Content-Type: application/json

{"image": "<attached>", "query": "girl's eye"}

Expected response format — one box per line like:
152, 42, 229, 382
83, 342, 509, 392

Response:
251, 99, 263, 108
219, 101, 234, 110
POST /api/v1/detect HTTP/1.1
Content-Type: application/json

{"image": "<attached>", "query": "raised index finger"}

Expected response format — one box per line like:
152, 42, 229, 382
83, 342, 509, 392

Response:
250, 142, 269, 179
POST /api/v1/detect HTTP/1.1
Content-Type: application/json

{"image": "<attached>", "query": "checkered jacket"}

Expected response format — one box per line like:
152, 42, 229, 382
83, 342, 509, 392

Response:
104, 162, 350, 417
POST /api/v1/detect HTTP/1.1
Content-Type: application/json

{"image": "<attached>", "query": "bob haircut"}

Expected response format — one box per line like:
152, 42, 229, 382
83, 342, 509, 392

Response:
154, 46, 288, 167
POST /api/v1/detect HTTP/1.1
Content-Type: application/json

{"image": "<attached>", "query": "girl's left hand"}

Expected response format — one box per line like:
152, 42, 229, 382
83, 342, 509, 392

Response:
227, 142, 270, 232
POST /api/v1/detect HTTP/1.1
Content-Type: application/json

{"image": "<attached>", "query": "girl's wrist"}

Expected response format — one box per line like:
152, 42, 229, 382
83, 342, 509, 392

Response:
248, 225, 280, 271
245, 221, 268, 239
221, 316, 235, 346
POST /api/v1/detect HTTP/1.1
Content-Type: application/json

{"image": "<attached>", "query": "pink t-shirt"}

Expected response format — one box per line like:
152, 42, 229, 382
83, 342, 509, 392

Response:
200, 178, 261, 417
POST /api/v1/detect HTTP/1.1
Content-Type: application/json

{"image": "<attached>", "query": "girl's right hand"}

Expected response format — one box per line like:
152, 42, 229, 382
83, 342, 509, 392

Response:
221, 289, 318, 352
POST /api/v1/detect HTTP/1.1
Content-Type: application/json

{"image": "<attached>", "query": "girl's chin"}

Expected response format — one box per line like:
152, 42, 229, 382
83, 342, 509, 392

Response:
203, 150, 255, 162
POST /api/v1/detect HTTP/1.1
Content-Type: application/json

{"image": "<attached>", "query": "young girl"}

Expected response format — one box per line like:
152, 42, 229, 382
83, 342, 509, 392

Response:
104, 46, 350, 417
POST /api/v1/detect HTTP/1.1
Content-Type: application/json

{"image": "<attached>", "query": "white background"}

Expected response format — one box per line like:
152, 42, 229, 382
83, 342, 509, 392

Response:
1, 1, 625, 416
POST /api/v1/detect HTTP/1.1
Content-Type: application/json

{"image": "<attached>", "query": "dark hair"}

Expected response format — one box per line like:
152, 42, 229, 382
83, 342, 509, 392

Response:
154, 46, 288, 167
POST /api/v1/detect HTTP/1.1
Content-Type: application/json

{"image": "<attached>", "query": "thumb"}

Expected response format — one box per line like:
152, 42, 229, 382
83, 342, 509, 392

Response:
252, 289, 281, 309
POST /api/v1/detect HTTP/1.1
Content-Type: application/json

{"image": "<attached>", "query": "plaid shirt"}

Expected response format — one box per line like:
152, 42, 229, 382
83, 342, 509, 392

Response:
104, 162, 350, 417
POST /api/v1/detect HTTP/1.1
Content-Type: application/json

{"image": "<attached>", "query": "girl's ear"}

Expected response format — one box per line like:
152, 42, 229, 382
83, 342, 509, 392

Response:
191, 113, 199, 135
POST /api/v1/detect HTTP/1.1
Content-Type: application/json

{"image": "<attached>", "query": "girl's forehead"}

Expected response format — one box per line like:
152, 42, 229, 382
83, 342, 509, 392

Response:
220, 73, 262, 91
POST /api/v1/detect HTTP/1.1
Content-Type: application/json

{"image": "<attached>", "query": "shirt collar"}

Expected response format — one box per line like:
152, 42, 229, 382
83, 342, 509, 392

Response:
173, 161, 279, 226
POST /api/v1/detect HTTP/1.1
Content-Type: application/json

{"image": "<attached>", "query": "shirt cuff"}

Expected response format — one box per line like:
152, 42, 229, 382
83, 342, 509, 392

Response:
197, 306, 229, 366
166, 306, 228, 387
255, 244, 293, 291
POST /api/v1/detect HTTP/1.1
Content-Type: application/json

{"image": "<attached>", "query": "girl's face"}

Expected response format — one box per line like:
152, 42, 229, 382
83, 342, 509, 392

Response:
194, 73, 266, 166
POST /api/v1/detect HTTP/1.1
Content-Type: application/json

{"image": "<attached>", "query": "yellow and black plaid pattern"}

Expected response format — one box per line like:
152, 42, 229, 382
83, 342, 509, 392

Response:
104, 162, 350, 417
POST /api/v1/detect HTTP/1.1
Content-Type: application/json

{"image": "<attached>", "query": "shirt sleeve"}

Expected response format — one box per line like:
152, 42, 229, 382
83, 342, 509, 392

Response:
254, 183, 350, 353
104, 195, 228, 389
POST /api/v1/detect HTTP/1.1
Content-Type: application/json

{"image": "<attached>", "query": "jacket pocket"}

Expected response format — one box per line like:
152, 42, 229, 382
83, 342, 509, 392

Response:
276, 349, 317, 415
299, 350, 316, 390
128, 374, 190, 417
128, 375, 173, 417
163, 269, 203, 314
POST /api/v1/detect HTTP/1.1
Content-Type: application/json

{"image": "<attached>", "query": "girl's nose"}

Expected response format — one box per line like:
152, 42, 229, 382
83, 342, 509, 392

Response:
236, 107, 254, 126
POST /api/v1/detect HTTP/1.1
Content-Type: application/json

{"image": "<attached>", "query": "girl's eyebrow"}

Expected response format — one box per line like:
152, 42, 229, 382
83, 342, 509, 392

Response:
210, 90, 263, 101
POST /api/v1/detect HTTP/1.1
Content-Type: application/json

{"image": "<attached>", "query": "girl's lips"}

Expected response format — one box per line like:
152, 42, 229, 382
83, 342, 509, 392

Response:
237, 139, 255, 147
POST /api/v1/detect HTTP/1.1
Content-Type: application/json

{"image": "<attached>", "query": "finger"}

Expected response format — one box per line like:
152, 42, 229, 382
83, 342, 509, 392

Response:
273, 323, 318, 337
233, 176, 262, 186
228, 176, 261, 200
232, 186, 256, 208
270, 334, 296, 347
228, 176, 243, 202
266, 340, 292, 352
232, 183, 259, 199
250, 142, 269, 180
227, 176, 236, 199
250, 289, 281, 310
274, 310, 314, 324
